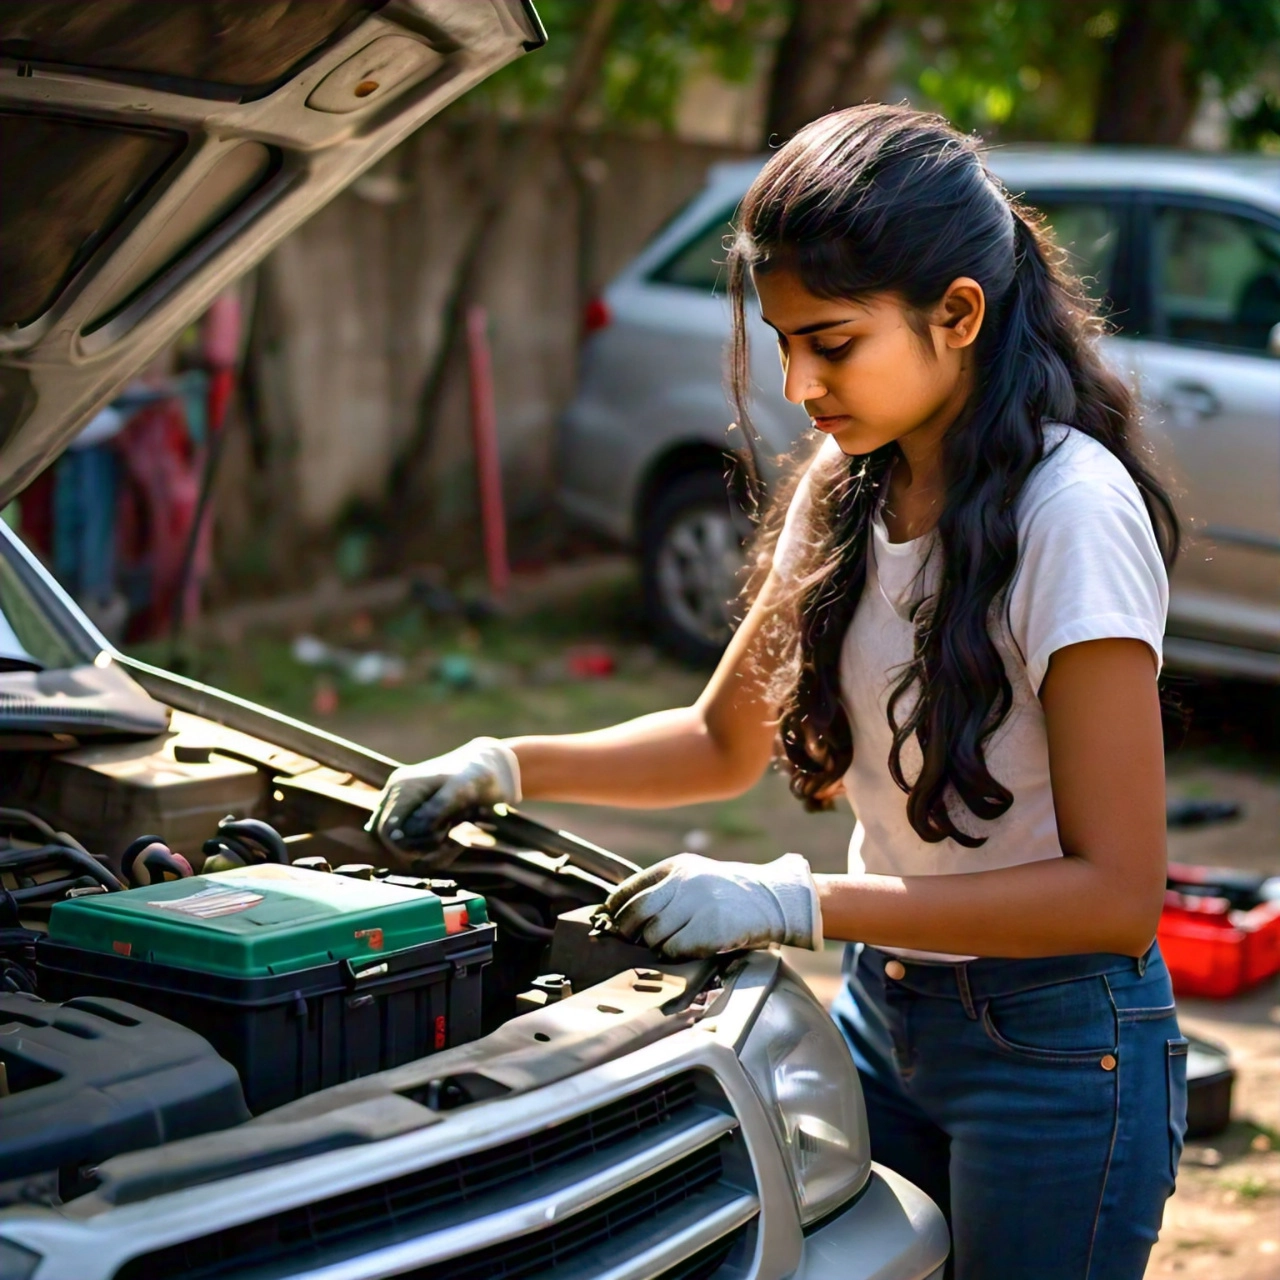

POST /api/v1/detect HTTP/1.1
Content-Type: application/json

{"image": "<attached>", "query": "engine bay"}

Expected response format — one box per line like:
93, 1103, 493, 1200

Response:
0, 708, 669, 1209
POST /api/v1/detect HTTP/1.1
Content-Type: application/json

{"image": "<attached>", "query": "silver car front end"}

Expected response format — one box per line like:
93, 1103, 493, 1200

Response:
0, 953, 947, 1280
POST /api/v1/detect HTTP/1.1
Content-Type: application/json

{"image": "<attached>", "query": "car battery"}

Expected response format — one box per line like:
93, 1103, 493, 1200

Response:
37, 864, 495, 1114
1158, 863, 1280, 999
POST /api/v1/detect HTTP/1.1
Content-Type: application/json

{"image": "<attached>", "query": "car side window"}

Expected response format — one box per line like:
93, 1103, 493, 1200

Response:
649, 212, 734, 293
1032, 200, 1123, 308
1152, 205, 1280, 354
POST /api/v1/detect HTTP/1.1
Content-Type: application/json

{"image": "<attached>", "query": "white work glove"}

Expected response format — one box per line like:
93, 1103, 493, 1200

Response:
604, 852, 823, 959
367, 737, 521, 850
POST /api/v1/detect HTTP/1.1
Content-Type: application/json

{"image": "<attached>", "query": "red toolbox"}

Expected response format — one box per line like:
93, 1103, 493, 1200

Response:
1158, 864, 1280, 998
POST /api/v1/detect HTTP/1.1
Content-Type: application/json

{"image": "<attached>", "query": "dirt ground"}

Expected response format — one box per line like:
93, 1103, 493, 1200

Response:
1154, 988, 1280, 1278
194, 564, 1279, 1277
1144, 709, 1280, 1278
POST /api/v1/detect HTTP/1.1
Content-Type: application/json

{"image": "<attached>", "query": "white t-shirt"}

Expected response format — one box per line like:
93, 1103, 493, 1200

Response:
774, 425, 1169, 959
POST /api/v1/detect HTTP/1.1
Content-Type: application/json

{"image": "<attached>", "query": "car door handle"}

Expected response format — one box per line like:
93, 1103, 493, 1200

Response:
1158, 380, 1221, 426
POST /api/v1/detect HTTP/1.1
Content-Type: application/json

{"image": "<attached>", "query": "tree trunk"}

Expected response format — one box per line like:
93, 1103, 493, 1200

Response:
1093, 0, 1199, 145
764, 0, 895, 143
385, 0, 620, 515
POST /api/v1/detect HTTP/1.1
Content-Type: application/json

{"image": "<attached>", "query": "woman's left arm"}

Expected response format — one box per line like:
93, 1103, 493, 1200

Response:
816, 637, 1168, 957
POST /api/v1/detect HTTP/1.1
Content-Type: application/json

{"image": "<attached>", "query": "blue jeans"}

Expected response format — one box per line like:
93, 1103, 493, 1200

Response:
831, 942, 1187, 1279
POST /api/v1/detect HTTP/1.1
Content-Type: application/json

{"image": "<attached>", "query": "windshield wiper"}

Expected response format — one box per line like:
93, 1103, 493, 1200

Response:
0, 655, 43, 673
0, 660, 169, 737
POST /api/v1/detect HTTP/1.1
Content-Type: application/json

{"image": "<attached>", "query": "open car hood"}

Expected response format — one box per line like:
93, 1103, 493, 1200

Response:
0, 0, 544, 504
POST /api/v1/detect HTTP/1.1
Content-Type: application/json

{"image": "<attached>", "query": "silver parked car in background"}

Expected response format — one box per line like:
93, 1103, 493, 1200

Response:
559, 151, 1280, 672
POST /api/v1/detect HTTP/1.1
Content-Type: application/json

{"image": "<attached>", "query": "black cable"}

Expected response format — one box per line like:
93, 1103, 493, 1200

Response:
0, 808, 61, 845
484, 896, 554, 941
0, 845, 122, 892
0, 959, 36, 994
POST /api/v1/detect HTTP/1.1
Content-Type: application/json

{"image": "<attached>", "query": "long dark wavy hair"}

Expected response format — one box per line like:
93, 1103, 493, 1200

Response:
729, 105, 1178, 846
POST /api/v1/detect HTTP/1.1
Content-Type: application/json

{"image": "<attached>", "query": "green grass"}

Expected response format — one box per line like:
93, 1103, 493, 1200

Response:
1224, 1175, 1272, 1201
710, 808, 766, 840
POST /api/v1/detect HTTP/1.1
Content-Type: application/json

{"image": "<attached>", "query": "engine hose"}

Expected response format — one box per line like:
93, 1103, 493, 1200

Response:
0, 844, 122, 892
10, 877, 93, 904
201, 837, 250, 869
0, 808, 62, 845
121, 834, 169, 885
133, 848, 194, 886
484, 896, 554, 941
0, 959, 36, 994
0, 888, 21, 929
217, 817, 288, 864
0, 808, 93, 860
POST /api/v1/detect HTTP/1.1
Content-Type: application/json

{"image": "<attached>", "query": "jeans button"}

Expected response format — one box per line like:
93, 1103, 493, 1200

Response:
1100, 1053, 1117, 1071
885, 960, 906, 980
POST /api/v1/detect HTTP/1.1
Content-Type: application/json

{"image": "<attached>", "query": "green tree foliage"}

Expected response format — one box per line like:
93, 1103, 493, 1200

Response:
479, 0, 786, 131
896, 0, 1104, 140
1180, 0, 1280, 99
1233, 92, 1280, 152
475, 0, 1279, 148
899, 0, 1280, 143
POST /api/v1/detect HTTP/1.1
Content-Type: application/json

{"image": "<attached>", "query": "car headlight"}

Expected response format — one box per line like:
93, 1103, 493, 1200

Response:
738, 964, 871, 1225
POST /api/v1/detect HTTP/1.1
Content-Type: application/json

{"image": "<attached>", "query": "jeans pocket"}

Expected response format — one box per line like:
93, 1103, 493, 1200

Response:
1167, 1037, 1189, 1185
979, 976, 1116, 1065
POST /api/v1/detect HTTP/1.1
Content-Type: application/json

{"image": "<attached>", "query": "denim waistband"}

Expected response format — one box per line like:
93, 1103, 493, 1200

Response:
855, 942, 1156, 1003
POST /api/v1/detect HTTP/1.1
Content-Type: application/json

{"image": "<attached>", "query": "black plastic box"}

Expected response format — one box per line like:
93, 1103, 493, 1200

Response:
37, 925, 495, 1114
0, 993, 248, 1193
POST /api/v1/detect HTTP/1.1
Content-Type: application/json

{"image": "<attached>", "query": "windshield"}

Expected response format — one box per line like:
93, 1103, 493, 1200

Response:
0, 521, 172, 737
0, 536, 86, 669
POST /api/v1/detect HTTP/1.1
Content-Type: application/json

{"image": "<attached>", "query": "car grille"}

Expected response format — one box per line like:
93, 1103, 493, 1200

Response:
653, 1225, 753, 1280
113, 1070, 759, 1280
390, 1147, 726, 1280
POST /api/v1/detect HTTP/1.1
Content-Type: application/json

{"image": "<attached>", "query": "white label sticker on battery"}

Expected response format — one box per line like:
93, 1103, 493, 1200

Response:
146, 885, 266, 918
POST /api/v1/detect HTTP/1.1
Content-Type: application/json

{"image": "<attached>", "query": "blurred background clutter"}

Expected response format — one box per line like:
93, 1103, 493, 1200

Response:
5, 290, 243, 645
7, 0, 1277, 618
5, 0, 1276, 626
1, 5, 1277, 1273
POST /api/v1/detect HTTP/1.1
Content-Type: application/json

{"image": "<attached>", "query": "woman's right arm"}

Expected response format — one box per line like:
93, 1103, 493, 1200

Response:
369, 583, 786, 850
507, 575, 784, 809
371, 444, 822, 850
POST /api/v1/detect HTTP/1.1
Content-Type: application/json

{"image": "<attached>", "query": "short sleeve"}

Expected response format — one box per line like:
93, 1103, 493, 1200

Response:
1008, 471, 1169, 693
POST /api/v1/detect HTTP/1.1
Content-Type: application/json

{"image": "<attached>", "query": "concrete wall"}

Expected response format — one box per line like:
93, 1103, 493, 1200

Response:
218, 117, 751, 585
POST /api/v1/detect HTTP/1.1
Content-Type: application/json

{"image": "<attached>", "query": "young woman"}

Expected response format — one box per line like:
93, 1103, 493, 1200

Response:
371, 105, 1185, 1278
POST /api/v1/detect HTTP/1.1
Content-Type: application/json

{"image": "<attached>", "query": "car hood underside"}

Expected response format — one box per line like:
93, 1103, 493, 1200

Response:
0, 0, 543, 506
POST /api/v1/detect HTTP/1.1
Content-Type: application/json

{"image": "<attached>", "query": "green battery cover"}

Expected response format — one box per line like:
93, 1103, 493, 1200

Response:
47, 864, 489, 978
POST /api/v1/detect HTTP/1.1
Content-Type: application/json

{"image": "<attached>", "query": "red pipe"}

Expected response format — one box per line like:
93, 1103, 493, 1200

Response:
170, 291, 241, 639
466, 304, 510, 601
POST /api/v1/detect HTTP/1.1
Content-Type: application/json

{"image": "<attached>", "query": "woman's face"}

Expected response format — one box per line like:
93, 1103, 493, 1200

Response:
754, 267, 984, 457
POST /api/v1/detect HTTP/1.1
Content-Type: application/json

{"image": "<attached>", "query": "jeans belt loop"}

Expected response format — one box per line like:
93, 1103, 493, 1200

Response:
954, 961, 978, 1020
1136, 949, 1148, 977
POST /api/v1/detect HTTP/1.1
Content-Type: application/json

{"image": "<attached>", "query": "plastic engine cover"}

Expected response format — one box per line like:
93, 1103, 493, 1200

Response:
0, 993, 248, 1198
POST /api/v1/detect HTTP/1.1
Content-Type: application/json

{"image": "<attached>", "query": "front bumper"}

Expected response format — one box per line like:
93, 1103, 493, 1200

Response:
796, 1165, 948, 1280
0, 955, 949, 1280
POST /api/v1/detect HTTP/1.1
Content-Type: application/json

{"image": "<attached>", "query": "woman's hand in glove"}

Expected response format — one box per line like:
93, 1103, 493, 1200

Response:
366, 737, 521, 850
604, 853, 823, 959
